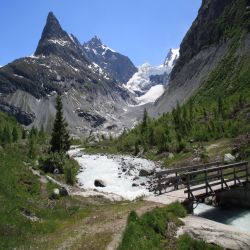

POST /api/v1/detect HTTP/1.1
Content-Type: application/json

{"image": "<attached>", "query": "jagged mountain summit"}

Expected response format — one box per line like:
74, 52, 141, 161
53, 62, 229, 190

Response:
0, 12, 137, 136
164, 48, 180, 68
83, 36, 137, 83
35, 12, 88, 64
124, 48, 179, 105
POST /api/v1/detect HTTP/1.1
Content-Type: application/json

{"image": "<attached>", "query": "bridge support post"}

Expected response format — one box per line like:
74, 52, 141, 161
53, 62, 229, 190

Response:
183, 199, 194, 214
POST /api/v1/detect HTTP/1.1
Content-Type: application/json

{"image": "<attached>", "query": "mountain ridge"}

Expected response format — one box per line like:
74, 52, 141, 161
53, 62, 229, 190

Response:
0, 12, 137, 135
83, 36, 137, 83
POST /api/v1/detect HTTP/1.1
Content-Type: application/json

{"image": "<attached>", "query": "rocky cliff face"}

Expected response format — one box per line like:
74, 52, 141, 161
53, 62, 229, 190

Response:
151, 0, 250, 116
83, 36, 137, 83
0, 12, 137, 136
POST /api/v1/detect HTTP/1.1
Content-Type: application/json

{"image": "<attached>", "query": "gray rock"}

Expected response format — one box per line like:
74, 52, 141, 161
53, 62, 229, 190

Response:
139, 169, 153, 177
168, 153, 174, 159
53, 188, 60, 195
53, 168, 60, 174
94, 179, 106, 187
59, 187, 69, 196
224, 153, 235, 163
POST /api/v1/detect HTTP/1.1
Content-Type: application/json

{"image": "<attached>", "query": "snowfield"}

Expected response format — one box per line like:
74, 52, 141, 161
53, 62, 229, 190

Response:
136, 84, 165, 105
68, 147, 159, 201
124, 63, 169, 95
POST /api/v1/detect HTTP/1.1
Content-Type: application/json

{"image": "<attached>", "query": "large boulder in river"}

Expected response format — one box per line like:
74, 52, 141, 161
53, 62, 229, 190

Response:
94, 179, 106, 187
139, 169, 153, 177
224, 153, 235, 163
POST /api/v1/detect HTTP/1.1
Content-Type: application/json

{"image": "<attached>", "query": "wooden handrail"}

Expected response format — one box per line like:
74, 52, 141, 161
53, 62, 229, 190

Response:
182, 161, 248, 176
156, 161, 222, 177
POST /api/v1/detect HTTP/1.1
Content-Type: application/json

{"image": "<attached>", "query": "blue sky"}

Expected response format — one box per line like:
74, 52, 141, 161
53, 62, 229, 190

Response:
0, 0, 201, 66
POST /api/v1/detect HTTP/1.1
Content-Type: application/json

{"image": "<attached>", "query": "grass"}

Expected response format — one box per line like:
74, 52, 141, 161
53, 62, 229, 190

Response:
0, 144, 92, 249
118, 202, 222, 250
0, 141, 165, 249
177, 234, 222, 250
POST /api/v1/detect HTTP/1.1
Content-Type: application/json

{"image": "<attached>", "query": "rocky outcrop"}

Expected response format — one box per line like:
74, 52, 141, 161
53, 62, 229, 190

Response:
177, 215, 250, 250
0, 101, 35, 125
83, 36, 137, 84
77, 110, 106, 128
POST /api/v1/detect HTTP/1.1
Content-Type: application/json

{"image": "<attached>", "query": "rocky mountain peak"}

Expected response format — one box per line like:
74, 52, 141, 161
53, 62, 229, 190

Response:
83, 36, 137, 83
164, 48, 180, 69
87, 36, 103, 47
34, 12, 88, 63
39, 12, 68, 42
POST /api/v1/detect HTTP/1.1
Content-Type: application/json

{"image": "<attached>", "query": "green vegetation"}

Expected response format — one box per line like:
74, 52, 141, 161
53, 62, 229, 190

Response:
0, 100, 78, 248
118, 202, 221, 250
177, 234, 222, 250
0, 144, 89, 249
50, 95, 70, 153
0, 112, 22, 146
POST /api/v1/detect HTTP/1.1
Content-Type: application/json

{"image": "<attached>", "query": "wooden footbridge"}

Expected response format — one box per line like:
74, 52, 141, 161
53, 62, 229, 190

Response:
149, 161, 249, 208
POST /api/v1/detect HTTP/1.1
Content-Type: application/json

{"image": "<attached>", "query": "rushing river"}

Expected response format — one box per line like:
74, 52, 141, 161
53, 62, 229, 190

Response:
194, 203, 250, 233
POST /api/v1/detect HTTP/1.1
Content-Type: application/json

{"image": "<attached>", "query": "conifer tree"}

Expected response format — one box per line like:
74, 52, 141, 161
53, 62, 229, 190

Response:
22, 129, 27, 139
2, 125, 12, 144
141, 108, 148, 134
12, 127, 18, 142
28, 135, 37, 159
218, 96, 224, 118
50, 95, 70, 153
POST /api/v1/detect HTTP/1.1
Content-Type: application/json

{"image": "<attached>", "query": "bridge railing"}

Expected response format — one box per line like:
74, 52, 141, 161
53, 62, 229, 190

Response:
152, 161, 223, 194
184, 161, 249, 200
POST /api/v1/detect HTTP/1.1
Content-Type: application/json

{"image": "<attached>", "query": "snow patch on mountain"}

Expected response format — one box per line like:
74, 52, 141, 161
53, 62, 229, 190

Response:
48, 39, 69, 47
124, 48, 179, 105
136, 85, 165, 105
164, 48, 180, 68
124, 63, 169, 94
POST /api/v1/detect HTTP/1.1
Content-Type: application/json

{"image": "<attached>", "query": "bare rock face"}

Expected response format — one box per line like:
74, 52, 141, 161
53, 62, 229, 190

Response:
0, 101, 35, 125
83, 36, 137, 84
177, 215, 250, 250
150, 0, 250, 116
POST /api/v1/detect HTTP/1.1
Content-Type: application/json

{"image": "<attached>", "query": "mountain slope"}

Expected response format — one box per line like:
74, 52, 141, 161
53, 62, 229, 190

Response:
151, 0, 250, 116
0, 12, 135, 135
102, 0, 250, 164
83, 36, 137, 83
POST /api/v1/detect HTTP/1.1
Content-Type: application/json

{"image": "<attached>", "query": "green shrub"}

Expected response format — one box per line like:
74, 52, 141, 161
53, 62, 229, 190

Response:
118, 202, 186, 250
177, 234, 222, 250
39, 153, 66, 173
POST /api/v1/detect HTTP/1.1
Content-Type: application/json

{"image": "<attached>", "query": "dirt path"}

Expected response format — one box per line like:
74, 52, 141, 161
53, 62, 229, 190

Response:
55, 200, 163, 250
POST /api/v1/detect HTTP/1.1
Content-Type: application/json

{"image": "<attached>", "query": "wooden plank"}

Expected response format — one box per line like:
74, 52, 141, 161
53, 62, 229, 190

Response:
183, 162, 248, 176
156, 161, 222, 177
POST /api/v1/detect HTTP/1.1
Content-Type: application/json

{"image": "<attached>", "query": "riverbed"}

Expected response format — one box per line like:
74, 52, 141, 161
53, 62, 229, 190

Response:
194, 203, 250, 233
68, 147, 159, 201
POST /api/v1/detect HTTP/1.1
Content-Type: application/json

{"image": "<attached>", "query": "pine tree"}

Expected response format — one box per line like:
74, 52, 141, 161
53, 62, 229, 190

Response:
12, 127, 18, 142
134, 140, 140, 156
28, 135, 37, 159
22, 129, 27, 139
141, 108, 148, 134
50, 95, 70, 153
2, 125, 12, 145
217, 96, 224, 118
